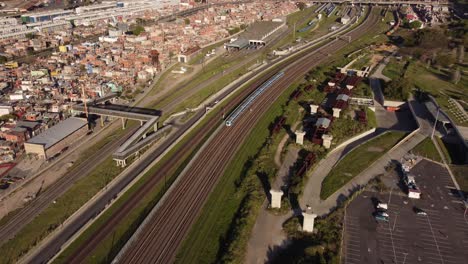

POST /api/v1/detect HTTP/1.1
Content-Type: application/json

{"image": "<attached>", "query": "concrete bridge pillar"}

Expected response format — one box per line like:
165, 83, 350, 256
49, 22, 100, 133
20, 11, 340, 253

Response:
332, 107, 341, 118
303, 209, 317, 232
322, 134, 333, 149
154, 122, 158, 131
270, 189, 283, 209
121, 118, 127, 129
115, 159, 127, 167
100, 116, 104, 127
140, 120, 144, 126
310, 104, 319, 114
295, 130, 306, 145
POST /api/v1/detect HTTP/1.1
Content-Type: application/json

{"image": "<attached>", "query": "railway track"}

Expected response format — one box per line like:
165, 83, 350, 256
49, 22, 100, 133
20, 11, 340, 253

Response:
0, 125, 138, 245
62, 7, 382, 264
0, 1, 259, 252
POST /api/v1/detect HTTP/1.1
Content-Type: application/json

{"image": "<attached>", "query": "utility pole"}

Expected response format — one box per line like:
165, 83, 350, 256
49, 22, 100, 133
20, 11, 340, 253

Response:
431, 107, 440, 139
392, 211, 399, 231
293, 21, 297, 41
81, 86, 89, 122
402, 252, 409, 264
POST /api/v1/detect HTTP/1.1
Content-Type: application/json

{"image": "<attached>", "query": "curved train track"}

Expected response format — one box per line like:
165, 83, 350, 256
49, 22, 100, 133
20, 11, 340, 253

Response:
64, 8, 382, 264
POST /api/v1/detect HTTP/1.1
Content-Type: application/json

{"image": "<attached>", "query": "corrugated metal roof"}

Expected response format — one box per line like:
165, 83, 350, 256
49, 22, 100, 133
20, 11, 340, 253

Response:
26, 117, 87, 149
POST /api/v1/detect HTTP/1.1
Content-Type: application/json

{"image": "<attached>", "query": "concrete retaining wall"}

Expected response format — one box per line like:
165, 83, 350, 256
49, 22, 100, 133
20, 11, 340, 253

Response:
383, 100, 405, 108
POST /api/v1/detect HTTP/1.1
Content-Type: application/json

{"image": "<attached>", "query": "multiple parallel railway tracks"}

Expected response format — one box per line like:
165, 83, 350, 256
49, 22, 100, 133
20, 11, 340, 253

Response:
64, 7, 382, 264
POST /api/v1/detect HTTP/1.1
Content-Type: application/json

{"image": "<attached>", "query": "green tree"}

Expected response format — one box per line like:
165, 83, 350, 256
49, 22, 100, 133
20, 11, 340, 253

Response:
296, 2, 306, 10
0, 114, 16, 122
0, 56, 7, 64
184, 18, 190, 25
409, 20, 422, 29
383, 77, 410, 101
435, 53, 455, 68
132, 25, 145, 36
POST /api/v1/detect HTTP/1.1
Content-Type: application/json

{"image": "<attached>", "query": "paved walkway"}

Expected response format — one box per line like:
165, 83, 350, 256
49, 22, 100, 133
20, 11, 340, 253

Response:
371, 53, 393, 82
274, 121, 300, 168
300, 131, 427, 215
245, 146, 298, 264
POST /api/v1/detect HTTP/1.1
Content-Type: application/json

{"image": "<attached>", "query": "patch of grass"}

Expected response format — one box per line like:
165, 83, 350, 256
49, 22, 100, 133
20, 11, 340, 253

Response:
273, 205, 344, 264
412, 137, 442, 163
434, 137, 452, 164
54, 120, 215, 264
382, 57, 405, 80
151, 53, 257, 112
366, 107, 377, 128
55, 60, 288, 263
175, 78, 298, 264
188, 41, 225, 65
406, 62, 468, 126
320, 131, 406, 200
351, 53, 372, 70
1, 157, 124, 264
177, 9, 392, 261
450, 165, 468, 194
148, 63, 180, 97
0, 122, 138, 264
330, 114, 369, 146
353, 79, 372, 98
166, 59, 258, 116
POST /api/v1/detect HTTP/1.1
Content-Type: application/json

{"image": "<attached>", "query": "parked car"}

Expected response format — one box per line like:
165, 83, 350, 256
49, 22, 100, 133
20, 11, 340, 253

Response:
375, 214, 389, 222
413, 207, 427, 216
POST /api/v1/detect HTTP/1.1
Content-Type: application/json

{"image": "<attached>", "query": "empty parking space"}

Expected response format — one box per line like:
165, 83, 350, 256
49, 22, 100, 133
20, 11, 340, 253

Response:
343, 160, 468, 264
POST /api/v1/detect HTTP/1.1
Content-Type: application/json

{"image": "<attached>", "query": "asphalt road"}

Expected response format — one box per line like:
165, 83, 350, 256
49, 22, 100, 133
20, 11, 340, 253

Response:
343, 160, 468, 264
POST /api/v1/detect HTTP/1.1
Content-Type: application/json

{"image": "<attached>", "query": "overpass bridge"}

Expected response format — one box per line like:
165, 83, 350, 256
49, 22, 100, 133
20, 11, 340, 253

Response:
71, 97, 165, 166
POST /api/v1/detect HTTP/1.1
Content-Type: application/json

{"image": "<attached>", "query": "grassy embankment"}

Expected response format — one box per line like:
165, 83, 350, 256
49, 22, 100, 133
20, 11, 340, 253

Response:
320, 131, 406, 200
407, 62, 468, 126
382, 57, 405, 80
177, 7, 390, 263
53, 58, 287, 262
0, 123, 135, 264
412, 137, 443, 163
175, 75, 302, 264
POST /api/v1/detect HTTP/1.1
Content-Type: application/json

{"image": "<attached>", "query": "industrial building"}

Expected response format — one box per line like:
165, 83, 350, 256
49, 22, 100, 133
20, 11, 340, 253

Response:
225, 20, 285, 51
21, 9, 75, 23
24, 117, 88, 159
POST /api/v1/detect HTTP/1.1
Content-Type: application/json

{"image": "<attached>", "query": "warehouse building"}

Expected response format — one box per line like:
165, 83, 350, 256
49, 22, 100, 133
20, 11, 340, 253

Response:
24, 117, 88, 159
225, 20, 285, 51
21, 9, 74, 23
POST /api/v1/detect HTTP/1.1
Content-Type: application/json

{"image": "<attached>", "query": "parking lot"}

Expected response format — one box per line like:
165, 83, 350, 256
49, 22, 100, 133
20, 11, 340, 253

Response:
343, 159, 468, 264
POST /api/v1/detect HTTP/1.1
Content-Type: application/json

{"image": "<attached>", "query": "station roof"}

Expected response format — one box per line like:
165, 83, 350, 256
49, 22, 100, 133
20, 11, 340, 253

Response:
239, 21, 283, 41
225, 38, 249, 49
26, 117, 87, 149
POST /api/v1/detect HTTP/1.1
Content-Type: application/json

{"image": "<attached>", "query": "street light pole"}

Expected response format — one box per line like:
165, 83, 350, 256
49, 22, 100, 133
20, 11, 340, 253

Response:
431, 107, 440, 139
402, 252, 409, 264
393, 212, 399, 231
